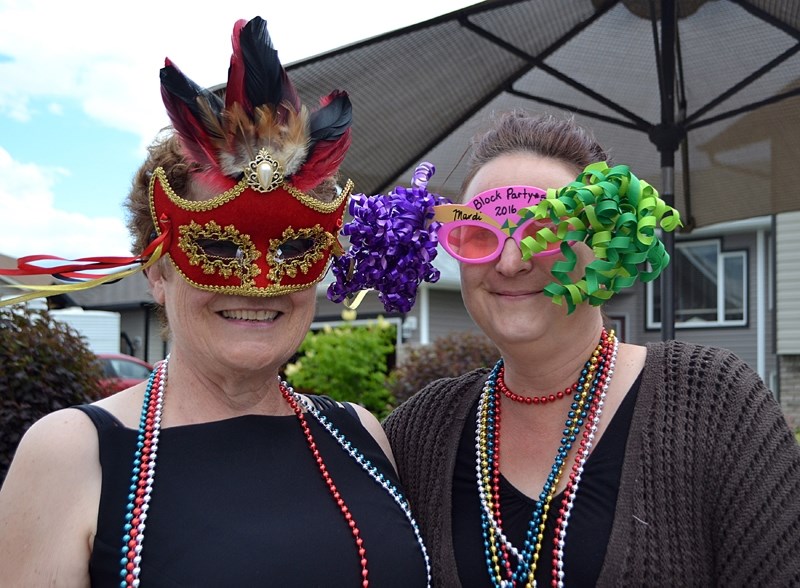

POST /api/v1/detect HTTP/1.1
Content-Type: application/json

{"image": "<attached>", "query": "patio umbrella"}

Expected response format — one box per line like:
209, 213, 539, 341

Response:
287, 0, 800, 340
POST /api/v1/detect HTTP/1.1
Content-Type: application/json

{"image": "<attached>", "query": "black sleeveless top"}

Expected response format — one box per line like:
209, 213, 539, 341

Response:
75, 396, 428, 587
452, 374, 640, 587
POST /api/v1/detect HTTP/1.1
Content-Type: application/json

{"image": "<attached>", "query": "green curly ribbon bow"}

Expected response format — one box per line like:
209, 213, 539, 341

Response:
518, 162, 682, 314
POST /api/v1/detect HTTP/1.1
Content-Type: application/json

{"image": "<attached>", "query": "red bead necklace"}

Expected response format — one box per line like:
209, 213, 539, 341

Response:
281, 383, 370, 587
121, 356, 372, 588
495, 335, 608, 405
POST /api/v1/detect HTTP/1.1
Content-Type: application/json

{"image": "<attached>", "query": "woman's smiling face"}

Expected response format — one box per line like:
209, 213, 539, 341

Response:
458, 152, 596, 348
148, 260, 317, 375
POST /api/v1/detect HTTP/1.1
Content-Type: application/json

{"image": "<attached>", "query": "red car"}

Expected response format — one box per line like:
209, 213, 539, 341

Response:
96, 353, 154, 396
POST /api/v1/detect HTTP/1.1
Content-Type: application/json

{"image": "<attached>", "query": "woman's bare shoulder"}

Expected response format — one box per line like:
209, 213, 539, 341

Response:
0, 407, 100, 586
14, 407, 100, 462
92, 380, 147, 428
347, 403, 399, 473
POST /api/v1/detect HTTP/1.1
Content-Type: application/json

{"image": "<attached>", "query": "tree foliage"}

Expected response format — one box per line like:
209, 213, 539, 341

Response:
388, 330, 500, 405
283, 323, 502, 421
285, 318, 397, 419
0, 306, 104, 482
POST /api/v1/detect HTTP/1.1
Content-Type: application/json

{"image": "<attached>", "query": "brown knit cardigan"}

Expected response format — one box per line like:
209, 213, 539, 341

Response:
383, 340, 800, 587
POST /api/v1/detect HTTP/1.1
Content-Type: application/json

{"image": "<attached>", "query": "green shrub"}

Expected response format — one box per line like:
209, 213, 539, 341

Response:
1, 306, 104, 483
388, 330, 500, 405
285, 318, 397, 419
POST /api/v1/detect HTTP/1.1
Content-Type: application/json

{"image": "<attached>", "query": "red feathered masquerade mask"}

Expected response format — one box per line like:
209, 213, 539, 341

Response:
150, 167, 351, 295
0, 16, 353, 305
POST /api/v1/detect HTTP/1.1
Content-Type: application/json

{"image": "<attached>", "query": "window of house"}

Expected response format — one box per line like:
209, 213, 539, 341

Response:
647, 239, 747, 328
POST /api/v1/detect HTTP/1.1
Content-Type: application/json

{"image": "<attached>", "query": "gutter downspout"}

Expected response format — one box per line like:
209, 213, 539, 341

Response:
757, 228, 766, 379
419, 284, 430, 345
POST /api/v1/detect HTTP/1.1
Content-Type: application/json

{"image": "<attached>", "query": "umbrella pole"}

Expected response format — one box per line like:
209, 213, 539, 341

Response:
659, 0, 677, 341
661, 168, 676, 341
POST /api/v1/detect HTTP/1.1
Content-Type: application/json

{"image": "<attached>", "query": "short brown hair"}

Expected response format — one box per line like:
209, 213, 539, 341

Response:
460, 110, 610, 200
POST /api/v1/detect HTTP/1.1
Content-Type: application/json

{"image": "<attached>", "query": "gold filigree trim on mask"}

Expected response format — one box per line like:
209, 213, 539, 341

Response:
244, 149, 285, 193
167, 256, 329, 296
267, 225, 333, 282
178, 220, 261, 286
151, 166, 352, 216
283, 178, 353, 213
151, 167, 248, 212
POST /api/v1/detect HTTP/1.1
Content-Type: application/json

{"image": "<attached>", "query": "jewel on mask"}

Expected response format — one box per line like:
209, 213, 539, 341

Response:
245, 148, 285, 193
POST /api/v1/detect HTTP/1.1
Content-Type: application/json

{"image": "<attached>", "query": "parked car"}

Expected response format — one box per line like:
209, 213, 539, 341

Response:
96, 353, 153, 396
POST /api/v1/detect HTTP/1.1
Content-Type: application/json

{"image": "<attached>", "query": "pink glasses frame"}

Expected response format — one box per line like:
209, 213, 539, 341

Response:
436, 217, 563, 264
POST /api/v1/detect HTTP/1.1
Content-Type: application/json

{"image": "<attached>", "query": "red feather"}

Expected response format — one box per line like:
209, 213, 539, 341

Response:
160, 60, 221, 169
292, 129, 352, 191
225, 19, 249, 113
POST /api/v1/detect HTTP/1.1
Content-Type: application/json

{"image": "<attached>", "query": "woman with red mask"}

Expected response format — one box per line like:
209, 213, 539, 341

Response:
0, 17, 429, 587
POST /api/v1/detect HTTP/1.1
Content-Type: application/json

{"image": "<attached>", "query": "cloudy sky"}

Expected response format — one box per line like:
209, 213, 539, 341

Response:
0, 0, 476, 261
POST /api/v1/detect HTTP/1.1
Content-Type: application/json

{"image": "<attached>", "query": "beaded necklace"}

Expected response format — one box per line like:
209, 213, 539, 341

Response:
475, 330, 617, 588
549, 336, 616, 588
120, 355, 430, 588
496, 367, 577, 405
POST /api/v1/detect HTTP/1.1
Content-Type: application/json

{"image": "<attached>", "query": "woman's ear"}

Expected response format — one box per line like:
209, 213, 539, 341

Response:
146, 262, 167, 305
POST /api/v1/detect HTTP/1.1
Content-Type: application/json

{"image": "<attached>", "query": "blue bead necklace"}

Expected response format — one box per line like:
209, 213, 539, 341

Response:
119, 356, 430, 587
476, 330, 613, 587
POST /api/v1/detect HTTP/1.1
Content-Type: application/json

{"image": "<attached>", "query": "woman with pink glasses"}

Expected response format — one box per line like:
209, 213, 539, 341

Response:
335, 110, 800, 587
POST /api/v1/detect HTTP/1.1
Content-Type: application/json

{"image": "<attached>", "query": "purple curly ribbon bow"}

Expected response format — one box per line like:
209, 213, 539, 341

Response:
327, 162, 451, 313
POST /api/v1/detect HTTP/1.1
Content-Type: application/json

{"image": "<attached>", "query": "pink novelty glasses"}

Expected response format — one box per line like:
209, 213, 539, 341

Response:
433, 185, 564, 264
436, 217, 562, 263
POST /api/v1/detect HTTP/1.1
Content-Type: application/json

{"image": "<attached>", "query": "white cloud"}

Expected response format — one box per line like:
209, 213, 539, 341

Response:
0, 0, 476, 262
0, 147, 132, 258
0, 0, 477, 148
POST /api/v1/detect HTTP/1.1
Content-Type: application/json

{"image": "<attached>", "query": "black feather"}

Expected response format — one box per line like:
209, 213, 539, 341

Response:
160, 61, 226, 167
160, 63, 224, 124
308, 93, 352, 143
239, 17, 299, 115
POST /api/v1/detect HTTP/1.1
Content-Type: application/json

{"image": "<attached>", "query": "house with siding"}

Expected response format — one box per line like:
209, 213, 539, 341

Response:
7, 212, 798, 429
325, 213, 797, 429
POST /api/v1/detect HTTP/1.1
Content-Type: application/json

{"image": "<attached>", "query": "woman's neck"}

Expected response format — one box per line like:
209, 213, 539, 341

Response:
498, 316, 606, 397
158, 351, 293, 426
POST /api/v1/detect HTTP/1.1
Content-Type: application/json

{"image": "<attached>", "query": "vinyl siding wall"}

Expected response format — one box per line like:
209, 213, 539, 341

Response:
606, 226, 777, 391
776, 211, 800, 354
776, 211, 800, 429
